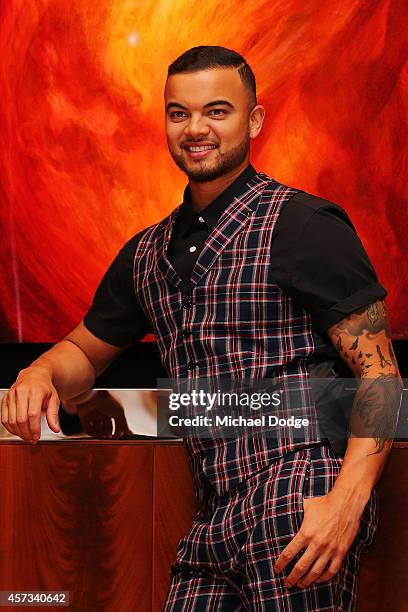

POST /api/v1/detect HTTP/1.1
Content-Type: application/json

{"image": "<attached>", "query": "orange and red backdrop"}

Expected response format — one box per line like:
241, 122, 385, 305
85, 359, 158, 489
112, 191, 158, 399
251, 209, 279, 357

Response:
0, 0, 407, 342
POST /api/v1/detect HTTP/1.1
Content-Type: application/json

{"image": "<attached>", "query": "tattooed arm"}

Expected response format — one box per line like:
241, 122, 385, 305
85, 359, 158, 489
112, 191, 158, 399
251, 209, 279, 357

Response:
275, 299, 402, 588
325, 298, 402, 494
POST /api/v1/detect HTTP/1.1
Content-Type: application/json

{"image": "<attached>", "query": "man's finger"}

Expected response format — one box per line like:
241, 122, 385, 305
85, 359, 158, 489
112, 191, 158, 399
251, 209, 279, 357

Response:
16, 388, 35, 441
27, 391, 44, 440
7, 388, 23, 438
1, 393, 11, 433
296, 554, 332, 588
45, 393, 61, 433
315, 557, 344, 583
284, 547, 319, 588
274, 532, 307, 573
16, 414, 33, 441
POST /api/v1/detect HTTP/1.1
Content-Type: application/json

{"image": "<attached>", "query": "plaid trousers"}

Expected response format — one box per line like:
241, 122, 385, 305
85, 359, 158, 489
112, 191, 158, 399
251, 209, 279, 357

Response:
163, 443, 377, 611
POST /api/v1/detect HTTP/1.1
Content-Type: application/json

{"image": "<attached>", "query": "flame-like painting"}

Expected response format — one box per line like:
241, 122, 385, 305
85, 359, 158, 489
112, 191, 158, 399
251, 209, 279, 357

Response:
0, 0, 407, 341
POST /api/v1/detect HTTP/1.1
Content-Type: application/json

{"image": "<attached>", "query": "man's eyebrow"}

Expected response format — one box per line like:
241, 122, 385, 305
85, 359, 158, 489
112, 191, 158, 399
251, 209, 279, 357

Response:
165, 102, 187, 112
165, 100, 235, 112
203, 100, 234, 109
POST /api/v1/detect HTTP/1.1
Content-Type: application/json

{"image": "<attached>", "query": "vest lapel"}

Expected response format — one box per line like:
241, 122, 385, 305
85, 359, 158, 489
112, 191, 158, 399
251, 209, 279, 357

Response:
155, 206, 187, 291
189, 172, 271, 287
155, 172, 272, 291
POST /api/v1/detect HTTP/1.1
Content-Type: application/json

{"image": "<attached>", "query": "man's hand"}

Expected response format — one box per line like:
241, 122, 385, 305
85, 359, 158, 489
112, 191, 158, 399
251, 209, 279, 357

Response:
274, 489, 366, 588
1, 322, 125, 444
1, 366, 60, 444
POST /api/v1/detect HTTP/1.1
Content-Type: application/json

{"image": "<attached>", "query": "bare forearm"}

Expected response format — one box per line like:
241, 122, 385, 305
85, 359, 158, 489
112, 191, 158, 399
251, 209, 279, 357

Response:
24, 339, 96, 401
331, 437, 392, 512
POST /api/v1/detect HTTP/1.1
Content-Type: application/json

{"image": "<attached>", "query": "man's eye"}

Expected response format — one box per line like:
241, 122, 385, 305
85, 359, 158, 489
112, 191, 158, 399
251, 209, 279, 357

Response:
209, 109, 225, 116
170, 111, 187, 119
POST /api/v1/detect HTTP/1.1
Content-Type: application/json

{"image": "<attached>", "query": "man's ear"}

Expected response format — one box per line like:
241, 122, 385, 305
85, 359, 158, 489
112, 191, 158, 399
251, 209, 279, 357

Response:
249, 104, 265, 139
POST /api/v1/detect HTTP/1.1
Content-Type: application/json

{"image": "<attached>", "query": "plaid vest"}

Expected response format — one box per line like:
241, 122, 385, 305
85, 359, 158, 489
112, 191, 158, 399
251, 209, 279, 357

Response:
134, 172, 323, 496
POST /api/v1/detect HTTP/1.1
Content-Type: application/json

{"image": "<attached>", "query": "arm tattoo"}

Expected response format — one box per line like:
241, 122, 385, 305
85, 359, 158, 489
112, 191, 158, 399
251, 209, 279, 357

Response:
376, 345, 392, 369
353, 374, 402, 454
333, 299, 391, 339
366, 301, 387, 327
329, 299, 401, 454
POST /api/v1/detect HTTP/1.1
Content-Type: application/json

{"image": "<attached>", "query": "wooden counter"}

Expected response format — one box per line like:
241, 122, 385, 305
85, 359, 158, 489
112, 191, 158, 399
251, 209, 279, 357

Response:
0, 441, 406, 611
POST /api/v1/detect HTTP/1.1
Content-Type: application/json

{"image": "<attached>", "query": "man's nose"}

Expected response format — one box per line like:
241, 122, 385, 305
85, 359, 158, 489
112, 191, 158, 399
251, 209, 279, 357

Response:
184, 115, 210, 138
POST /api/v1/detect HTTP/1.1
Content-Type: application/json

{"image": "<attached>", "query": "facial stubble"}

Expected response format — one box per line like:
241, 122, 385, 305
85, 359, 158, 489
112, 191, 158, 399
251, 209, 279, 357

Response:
168, 130, 251, 183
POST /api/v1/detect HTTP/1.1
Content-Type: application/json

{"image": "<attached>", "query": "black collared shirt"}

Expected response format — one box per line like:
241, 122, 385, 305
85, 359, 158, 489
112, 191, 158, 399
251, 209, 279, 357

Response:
84, 164, 386, 346
167, 164, 257, 283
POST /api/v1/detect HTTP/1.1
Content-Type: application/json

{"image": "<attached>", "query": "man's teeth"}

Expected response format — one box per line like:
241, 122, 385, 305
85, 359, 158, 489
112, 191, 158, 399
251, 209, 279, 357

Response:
186, 145, 217, 152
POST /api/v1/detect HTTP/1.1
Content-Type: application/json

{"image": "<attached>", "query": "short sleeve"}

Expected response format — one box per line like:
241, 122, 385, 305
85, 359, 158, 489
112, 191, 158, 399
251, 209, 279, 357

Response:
272, 193, 387, 331
83, 232, 153, 346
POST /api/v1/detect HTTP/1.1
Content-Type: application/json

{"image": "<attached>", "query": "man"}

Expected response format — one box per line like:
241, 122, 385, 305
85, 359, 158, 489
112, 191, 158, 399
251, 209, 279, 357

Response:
1, 46, 402, 610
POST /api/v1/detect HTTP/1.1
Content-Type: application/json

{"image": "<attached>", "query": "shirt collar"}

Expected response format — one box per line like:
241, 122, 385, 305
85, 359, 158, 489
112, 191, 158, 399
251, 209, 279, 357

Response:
177, 163, 257, 234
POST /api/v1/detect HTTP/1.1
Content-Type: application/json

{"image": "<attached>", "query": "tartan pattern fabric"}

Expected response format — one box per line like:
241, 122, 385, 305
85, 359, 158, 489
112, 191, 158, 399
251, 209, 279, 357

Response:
163, 444, 378, 611
133, 172, 323, 495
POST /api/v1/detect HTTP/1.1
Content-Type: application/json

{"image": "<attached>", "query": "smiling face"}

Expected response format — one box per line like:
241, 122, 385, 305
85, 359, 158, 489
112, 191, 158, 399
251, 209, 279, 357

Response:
164, 68, 264, 183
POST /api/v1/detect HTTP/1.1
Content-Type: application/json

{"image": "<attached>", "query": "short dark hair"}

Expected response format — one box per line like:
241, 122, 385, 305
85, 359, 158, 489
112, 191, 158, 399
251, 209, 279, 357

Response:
167, 46, 257, 108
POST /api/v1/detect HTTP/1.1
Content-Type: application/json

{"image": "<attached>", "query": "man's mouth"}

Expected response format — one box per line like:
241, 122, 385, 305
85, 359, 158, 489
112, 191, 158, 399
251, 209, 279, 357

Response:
184, 144, 217, 151
182, 144, 218, 159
